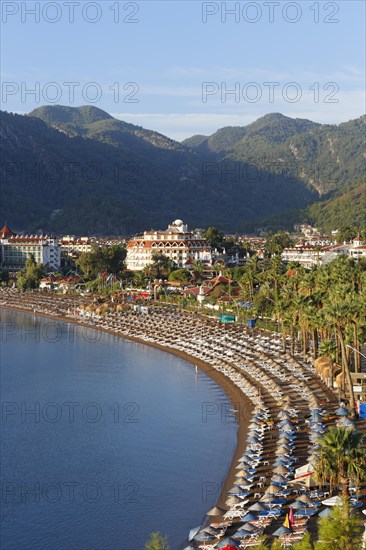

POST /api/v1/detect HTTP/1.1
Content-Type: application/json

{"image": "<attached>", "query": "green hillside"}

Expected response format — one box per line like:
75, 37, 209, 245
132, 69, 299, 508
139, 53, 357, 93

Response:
304, 180, 366, 233
1, 107, 364, 235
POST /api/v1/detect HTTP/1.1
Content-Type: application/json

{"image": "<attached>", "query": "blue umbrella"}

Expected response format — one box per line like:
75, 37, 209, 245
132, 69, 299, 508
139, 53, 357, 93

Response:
270, 498, 288, 505
336, 406, 349, 416
338, 417, 355, 428
318, 507, 332, 517
274, 459, 291, 466
232, 528, 252, 539
194, 531, 216, 542
273, 526, 292, 536
188, 525, 201, 541
294, 508, 316, 517
242, 512, 258, 521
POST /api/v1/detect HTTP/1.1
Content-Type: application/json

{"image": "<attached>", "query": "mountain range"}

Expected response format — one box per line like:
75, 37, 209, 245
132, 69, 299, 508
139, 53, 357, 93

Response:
1, 105, 365, 235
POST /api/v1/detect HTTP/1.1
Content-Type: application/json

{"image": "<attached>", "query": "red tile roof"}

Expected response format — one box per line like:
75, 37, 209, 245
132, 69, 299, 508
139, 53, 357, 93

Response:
0, 224, 15, 238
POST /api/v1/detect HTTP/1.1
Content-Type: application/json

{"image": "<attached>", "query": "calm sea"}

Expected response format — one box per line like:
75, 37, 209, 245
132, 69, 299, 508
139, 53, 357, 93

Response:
0, 309, 237, 550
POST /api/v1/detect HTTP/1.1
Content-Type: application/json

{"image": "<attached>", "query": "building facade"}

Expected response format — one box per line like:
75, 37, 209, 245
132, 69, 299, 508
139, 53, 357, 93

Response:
0, 225, 61, 271
282, 236, 365, 268
126, 219, 212, 270
59, 236, 96, 256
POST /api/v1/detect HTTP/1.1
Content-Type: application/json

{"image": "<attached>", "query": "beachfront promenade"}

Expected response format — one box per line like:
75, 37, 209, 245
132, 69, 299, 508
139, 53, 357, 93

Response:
1, 289, 364, 548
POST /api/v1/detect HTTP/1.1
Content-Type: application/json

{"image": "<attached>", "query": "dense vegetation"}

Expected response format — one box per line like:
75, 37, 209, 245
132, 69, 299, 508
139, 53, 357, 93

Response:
1, 107, 364, 234
304, 180, 366, 234
184, 113, 366, 196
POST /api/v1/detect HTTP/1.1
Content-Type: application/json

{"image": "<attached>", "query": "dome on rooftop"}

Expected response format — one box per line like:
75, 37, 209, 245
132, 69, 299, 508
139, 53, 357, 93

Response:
173, 219, 183, 226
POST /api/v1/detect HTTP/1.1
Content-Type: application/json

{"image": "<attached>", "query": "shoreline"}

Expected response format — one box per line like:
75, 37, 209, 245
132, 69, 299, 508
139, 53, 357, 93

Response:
0, 304, 252, 524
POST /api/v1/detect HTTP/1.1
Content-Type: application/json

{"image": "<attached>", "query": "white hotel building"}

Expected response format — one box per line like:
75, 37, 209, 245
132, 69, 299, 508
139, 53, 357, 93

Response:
126, 219, 212, 271
0, 225, 61, 271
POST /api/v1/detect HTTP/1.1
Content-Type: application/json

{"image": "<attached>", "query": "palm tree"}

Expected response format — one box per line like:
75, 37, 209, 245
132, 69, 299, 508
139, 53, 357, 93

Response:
315, 427, 366, 500
318, 339, 337, 361
323, 299, 357, 417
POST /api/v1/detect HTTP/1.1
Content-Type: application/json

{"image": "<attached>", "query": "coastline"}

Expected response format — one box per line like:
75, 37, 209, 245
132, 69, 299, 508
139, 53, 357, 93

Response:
0, 304, 252, 524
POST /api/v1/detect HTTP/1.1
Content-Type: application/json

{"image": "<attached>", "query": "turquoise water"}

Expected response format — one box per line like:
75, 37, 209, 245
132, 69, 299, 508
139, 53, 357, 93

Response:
0, 309, 237, 550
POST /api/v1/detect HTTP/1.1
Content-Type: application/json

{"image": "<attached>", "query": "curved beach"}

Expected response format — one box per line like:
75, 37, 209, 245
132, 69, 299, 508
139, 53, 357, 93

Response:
2, 290, 357, 546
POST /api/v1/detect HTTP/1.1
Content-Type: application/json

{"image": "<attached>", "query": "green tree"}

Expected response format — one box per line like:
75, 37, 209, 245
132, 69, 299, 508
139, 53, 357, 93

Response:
145, 532, 169, 550
318, 339, 337, 361
315, 427, 366, 497
168, 269, 192, 283
150, 253, 171, 278
0, 269, 10, 286
315, 499, 362, 550
16, 255, 45, 290
293, 531, 314, 549
76, 244, 126, 279
75, 245, 100, 279
265, 231, 293, 257
203, 226, 225, 251
98, 244, 126, 275
336, 226, 357, 244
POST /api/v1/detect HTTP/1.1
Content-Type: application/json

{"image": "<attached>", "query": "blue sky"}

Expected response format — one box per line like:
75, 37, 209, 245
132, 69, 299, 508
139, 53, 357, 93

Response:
1, 0, 365, 140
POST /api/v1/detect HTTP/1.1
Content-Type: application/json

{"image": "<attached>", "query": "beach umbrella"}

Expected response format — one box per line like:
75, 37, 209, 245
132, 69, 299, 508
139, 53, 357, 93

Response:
216, 538, 241, 548
283, 514, 291, 529
249, 502, 266, 511
322, 495, 343, 507
194, 531, 216, 542
247, 435, 261, 443
289, 507, 295, 525
267, 483, 282, 494
277, 436, 292, 445
335, 406, 349, 416
232, 528, 252, 539
242, 512, 258, 521
228, 487, 246, 496
274, 465, 289, 475
298, 494, 315, 505
270, 498, 288, 506
260, 494, 276, 502
277, 442, 291, 450
207, 506, 226, 516
273, 526, 292, 536
318, 507, 332, 517
203, 526, 221, 536
272, 474, 287, 483
242, 523, 256, 532
188, 525, 201, 541
226, 496, 241, 506
294, 508, 315, 517
291, 500, 305, 509
233, 476, 248, 485
310, 409, 323, 418
273, 459, 290, 466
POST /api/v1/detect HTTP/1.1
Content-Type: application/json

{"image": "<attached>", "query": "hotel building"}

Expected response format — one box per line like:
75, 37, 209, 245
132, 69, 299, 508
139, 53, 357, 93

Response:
126, 219, 212, 271
0, 224, 61, 271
